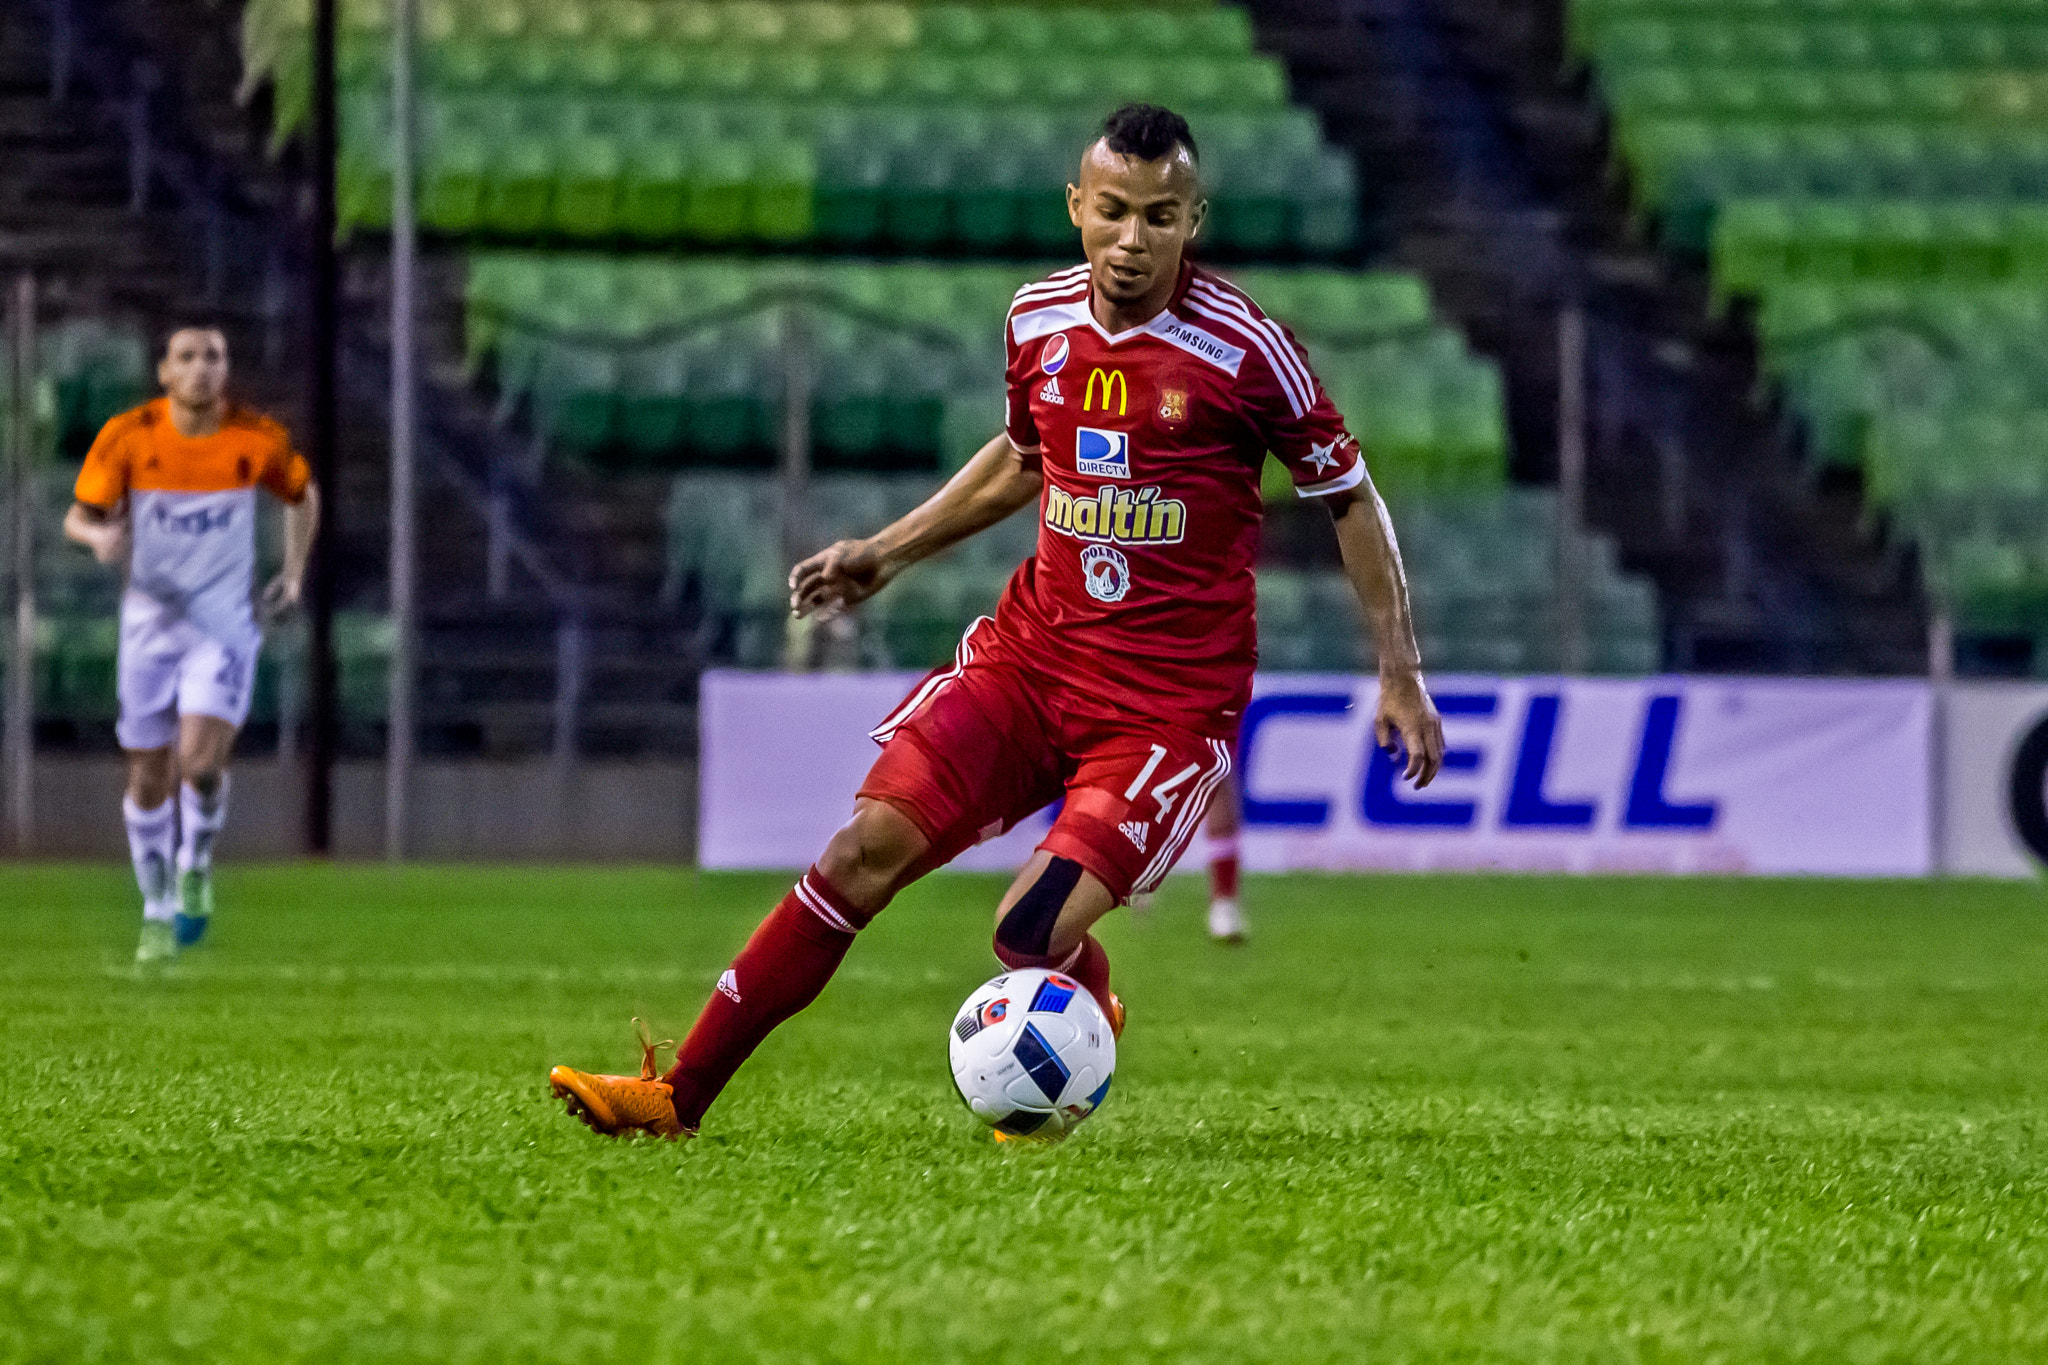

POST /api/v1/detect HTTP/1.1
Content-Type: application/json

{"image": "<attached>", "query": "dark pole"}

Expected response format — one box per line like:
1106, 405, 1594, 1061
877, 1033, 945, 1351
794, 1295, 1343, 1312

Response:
305, 0, 339, 853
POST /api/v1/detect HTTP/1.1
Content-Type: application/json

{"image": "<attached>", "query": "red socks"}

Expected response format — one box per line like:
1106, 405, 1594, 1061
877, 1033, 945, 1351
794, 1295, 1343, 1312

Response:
662, 867, 870, 1128
1207, 834, 1240, 902
994, 932, 1113, 1018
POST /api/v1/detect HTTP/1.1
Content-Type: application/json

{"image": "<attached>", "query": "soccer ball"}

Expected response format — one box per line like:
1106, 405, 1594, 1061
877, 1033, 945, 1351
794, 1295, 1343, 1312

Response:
948, 969, 1116, 1142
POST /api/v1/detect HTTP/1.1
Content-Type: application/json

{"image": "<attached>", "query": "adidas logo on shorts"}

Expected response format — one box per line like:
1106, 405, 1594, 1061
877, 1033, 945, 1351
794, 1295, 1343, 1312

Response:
717, 969, 742, 1003
1119, 820, 1149, 852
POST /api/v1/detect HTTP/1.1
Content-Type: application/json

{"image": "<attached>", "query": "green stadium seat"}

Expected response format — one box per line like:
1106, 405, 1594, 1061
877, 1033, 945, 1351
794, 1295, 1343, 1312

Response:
552, 137, 622, 237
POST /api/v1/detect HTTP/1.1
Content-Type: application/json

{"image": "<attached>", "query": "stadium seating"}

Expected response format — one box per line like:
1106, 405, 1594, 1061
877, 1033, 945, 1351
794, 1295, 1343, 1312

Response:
464, 253, 1509, 490
662, 472, 1659, 672
247, 0, 1359, 255
1574, 0, 2048, 657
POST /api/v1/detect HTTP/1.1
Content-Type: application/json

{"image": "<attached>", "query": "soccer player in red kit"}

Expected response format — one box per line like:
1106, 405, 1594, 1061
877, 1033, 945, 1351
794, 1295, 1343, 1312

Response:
548, 104, 1446, 1140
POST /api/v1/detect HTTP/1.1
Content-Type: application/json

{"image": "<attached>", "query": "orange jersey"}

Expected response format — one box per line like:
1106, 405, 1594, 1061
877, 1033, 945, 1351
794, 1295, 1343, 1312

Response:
75, 398, 311, 642
74, 398, 310, 508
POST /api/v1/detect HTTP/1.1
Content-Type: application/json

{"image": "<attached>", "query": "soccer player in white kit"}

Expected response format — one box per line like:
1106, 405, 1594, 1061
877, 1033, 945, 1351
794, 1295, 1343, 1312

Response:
63, 326, 320, 963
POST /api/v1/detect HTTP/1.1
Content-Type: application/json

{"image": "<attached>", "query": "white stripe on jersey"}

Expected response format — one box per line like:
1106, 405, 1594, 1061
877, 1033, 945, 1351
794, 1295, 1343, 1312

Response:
869, 617, 989, 743
1187, 281, 1318, 418
1009, 283, 1090, 318
1183, 294, 1311, 417
1011, 300, 1094, 345
1143, 311, 1245, 376
1135, 739, 1234, 893
1296, 460, 1368, 498
1010, 266, 1090, 308
1190, 277, 1319, 402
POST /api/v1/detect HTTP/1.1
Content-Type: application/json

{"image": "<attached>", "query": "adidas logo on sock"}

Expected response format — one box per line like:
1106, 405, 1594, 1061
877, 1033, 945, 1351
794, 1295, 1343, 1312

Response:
717, 969, 742, 1003
1119, 820, 1149, 852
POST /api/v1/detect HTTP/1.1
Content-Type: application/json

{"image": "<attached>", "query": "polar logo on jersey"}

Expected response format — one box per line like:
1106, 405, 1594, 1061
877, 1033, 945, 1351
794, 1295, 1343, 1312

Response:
1080, 544, 1132, 603
1040, 333, 1070, 376
1076, 427, 1131, 479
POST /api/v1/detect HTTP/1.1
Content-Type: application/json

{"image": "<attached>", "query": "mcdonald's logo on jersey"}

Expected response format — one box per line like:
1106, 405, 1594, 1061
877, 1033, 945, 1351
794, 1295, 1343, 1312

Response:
1083, 368, 1128, 416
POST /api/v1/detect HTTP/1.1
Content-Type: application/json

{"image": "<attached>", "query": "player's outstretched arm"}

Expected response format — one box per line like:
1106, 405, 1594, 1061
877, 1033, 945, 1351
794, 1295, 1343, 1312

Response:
789, 433, 1041, 618
62, 501, 129, 566
261, 481, 321, 617
1326, 474, 1445, 787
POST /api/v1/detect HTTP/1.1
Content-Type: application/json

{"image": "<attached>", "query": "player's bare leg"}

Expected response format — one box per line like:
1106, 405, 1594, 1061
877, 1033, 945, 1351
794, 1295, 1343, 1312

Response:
1203, 781, 1245, 944
991, 851, 1124, 1038
123, 745, 179, 963
173, 715, 237, 948
552, 798, 932, 1138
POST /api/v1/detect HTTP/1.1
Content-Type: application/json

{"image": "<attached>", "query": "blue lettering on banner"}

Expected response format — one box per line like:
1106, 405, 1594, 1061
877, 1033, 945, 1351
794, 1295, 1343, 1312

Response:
1360, 693, 1496, 828
1239, 692, 1351, 826
1503, 694, 1597, 828
1624, 695, 1718, 829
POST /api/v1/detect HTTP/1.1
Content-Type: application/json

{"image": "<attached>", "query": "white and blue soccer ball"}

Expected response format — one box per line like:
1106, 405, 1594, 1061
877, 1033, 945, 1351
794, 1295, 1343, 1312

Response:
948, 969, 1116, 1142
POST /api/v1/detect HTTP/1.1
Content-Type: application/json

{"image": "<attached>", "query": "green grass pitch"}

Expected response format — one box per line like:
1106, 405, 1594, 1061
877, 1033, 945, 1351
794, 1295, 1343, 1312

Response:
4, 864, 2048, 1362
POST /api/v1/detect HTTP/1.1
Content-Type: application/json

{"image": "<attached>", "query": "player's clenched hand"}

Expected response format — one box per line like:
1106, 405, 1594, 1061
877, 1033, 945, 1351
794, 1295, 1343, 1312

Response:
789, 539, 894, 618
1374, 668, 1445, 788
260, 573, 303, 621
87, 518, 130, 566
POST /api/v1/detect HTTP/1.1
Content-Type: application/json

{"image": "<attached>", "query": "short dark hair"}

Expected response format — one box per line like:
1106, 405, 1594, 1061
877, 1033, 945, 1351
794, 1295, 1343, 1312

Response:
1099, 103, 1198, 165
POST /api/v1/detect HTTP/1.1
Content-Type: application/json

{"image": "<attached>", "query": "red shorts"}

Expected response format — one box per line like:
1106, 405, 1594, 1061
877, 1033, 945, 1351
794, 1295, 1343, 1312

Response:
858, 620, 1234, 902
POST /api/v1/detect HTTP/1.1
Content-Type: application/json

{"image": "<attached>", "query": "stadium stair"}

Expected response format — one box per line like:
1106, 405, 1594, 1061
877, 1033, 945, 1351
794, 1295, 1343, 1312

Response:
1245, 0, 1934, 673
1568, 0, 2048, 672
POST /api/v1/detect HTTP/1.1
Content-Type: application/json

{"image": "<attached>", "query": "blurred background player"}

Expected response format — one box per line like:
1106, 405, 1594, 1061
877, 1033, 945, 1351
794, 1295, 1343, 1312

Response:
1202, 782, 1244, 942
1131, 779, 1244, 942
63, 325, 320, 963
548, 104, 1444, 1140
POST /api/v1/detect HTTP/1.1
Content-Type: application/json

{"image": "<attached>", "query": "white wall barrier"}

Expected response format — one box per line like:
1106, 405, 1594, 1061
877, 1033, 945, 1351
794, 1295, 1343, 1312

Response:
701, 671, 1933, 877
1941, 683, 2048, 878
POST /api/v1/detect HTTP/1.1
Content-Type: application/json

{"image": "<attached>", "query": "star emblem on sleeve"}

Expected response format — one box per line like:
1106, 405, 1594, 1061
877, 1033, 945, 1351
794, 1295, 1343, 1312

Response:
1305, 440, 1341, 474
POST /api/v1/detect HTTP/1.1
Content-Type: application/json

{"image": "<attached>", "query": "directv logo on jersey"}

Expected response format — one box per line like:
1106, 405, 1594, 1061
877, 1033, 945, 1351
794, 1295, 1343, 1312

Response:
1076, 427, 1131, 478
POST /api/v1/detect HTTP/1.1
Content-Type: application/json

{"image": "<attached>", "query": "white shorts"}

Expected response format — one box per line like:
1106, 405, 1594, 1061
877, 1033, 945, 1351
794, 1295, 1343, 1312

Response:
116, 595, 260, 751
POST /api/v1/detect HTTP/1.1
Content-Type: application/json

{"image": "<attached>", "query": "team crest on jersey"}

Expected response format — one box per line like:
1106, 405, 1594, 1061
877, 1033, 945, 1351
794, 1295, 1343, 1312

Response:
1080, 544, 1132, 603
1158, 388, 1188, 424
1076, 427, 1131, 479
1040, 333, 1070, 376
1039, 377, 1064, 405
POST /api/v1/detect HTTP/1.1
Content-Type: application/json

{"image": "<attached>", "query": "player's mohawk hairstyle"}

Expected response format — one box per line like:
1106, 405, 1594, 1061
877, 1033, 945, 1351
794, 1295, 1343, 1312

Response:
1099, 103, 1198, 165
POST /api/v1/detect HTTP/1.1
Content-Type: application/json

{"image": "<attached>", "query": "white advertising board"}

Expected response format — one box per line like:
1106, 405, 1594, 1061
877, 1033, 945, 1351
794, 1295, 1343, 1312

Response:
699, 671, 1932, 877
1940, 683, 2048, 878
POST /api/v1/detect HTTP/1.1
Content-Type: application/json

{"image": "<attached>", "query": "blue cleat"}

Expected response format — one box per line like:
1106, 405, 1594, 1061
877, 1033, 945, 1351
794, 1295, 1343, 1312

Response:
174, 868, 213, 947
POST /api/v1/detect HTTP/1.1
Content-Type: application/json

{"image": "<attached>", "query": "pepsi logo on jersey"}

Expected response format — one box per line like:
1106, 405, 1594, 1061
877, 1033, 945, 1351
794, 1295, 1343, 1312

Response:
1040, 333, 1070, 376
1076, 426, 1131, 478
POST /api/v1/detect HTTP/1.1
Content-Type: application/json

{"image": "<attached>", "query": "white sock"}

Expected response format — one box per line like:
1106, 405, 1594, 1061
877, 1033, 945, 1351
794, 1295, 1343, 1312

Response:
178, 775, 229, 878
124, 796, 178, 922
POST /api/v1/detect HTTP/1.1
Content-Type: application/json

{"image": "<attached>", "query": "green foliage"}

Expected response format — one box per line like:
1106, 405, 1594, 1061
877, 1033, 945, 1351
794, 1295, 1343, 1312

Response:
4, 865, 2048, 1361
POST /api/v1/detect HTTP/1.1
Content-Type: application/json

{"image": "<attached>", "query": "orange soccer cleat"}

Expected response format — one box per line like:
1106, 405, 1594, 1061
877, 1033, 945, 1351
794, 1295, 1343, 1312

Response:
548, 1019, 694, 1140
1105, 991, 1126, 1040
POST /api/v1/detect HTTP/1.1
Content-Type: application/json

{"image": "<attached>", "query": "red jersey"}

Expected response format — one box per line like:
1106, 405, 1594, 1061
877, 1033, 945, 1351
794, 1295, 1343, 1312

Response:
979, 259, 1368, 738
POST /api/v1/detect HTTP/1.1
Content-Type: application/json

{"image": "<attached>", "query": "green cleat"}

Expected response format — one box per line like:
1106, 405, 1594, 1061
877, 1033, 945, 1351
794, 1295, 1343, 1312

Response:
174, 868, 213, 948
135, 919, 177, 964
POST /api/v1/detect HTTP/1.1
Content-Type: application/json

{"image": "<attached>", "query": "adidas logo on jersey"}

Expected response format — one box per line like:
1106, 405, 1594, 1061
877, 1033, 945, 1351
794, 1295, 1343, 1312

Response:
1119, 821, 1149, 852
1040, 377, 1064, 404
717, 969, 742, 1003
